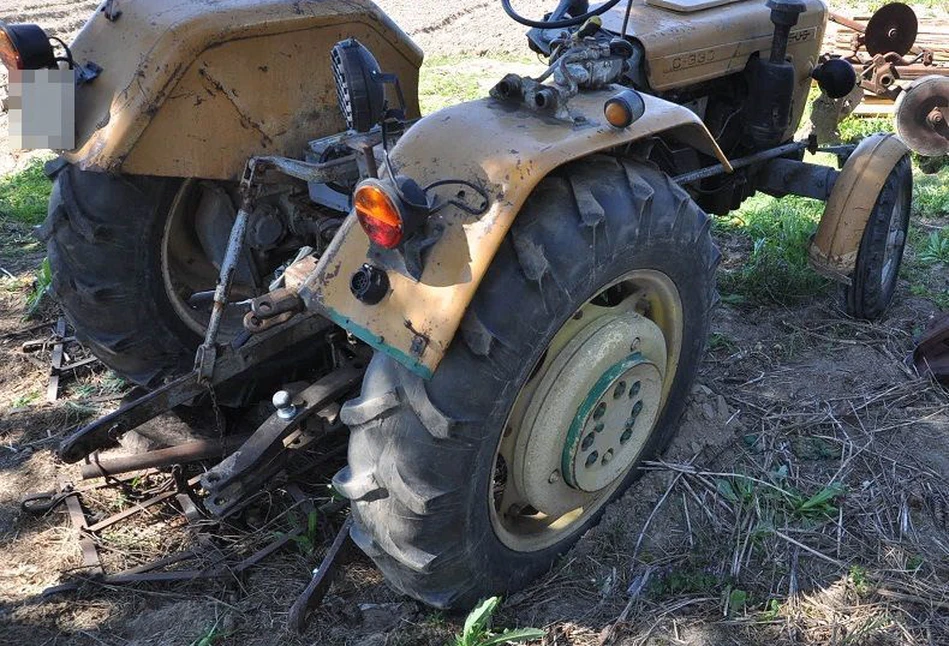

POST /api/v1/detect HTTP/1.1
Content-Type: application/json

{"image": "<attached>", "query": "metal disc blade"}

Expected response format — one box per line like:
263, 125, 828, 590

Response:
895, 76, 949, 157
865, 2, 918, 56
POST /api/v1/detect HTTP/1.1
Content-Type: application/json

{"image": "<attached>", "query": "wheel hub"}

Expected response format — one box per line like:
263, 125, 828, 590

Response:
511, 310, 667, 518
562, 357, 662, 492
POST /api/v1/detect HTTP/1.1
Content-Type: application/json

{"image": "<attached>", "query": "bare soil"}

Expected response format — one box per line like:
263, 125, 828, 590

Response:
2, 2, 949, 646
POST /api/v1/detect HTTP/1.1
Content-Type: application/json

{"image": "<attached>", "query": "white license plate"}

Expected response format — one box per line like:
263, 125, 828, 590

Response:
6, 68, 75, 150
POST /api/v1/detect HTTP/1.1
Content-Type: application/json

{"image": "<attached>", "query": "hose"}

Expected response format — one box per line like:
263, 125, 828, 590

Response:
500, 0, 625, 29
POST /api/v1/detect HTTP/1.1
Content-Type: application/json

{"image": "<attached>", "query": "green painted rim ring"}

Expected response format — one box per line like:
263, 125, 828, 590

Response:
561, 352, 644, 488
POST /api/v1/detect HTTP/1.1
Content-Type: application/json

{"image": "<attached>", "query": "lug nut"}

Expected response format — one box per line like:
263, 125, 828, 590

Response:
602, 449, 614, 465
548, 470, 561, 484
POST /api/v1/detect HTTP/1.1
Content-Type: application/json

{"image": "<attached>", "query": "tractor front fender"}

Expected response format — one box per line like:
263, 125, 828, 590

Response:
300, 89, 729, 378
809, 134, 910, 282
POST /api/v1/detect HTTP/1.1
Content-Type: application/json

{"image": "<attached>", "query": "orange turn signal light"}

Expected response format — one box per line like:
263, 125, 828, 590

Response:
0, 23, 56, 71
354, 180, 405, 249
604, 89, 646, 129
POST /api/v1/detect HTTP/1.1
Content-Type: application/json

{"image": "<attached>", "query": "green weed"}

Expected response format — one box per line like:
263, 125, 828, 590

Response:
849, 565, 872, 598
289, 510, 321, 555
717, 195, 829, 305
453, 597, 543, 646
915, 167, 949, 219
26, 256, 52, 317
11, 391, 40, 408
0, 158, 53, 226
837, 116, 892, 144
918, 229, 949, 265
190, 618, 231, 646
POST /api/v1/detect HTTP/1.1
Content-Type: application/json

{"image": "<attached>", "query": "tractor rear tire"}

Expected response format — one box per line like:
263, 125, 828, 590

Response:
334, 157, 719, 608
40, 165, 198, 387
844, 154, 912, 320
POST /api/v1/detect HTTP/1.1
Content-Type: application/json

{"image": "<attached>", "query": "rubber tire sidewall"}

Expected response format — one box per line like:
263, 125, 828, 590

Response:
844, 154, 913, 320
339, 157, 719, 608
42, 166, 198, 387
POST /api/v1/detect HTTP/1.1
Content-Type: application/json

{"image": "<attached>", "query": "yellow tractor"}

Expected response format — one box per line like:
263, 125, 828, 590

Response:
3, 0, 941, 607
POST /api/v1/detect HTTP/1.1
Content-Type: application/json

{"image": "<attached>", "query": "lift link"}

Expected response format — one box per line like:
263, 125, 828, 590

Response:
194, 158, 270, 384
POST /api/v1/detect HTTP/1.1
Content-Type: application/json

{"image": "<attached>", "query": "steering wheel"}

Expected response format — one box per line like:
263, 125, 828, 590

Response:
501, 0, 625, 29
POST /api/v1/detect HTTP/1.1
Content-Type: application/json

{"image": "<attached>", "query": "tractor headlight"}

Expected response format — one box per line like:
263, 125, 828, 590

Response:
0, 22, 56, 71
331, 38, 386, 133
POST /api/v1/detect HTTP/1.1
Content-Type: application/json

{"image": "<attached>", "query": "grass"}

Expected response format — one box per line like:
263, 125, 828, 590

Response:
0, 157, 53, 226
717, 194, 829, 306
418, 53, 543, 114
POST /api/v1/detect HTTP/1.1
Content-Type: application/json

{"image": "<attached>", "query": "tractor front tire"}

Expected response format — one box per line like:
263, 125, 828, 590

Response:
844, 154, 912, 320
335, 157, 719, 608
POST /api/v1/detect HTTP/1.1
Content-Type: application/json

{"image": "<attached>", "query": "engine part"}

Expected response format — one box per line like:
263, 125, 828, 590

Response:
865, 2, 918, 57
894, 75, 949, 157
744, 0, 806, 148
490, 30, 631, 121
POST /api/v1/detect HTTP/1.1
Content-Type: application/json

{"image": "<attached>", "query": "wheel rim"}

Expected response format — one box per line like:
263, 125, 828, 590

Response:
880, 179, 908, 288
489, 269, 683, 552
161, 180, 262, 339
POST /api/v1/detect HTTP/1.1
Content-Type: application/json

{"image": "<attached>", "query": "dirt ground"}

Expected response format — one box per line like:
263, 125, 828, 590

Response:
2, 2, 949, 646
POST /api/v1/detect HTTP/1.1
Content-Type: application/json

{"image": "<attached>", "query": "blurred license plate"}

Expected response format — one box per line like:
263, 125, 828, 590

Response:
6, 68, 75, 150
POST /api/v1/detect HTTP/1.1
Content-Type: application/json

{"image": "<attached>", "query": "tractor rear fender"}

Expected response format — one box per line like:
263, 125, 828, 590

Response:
809, 134, 910, 282
299, 89, 730, 378
59, 0, 422, 180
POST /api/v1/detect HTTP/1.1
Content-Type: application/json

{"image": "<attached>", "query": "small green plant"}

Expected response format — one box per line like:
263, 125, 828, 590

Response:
918, 230, 949, 265
727, 588, 749, 616
289, 510, 321, 555
708, 332, 737, 352
11, 391, 40, 408
906, 555, 924, 572
26, 257, 52, 317
190, 618, 231, 646
759, 598, 782, 621
453, 597, 543, 646
0, 158, 53, 226
849, 565, 873, 598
